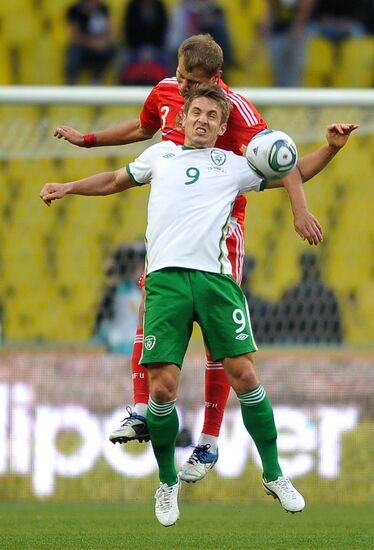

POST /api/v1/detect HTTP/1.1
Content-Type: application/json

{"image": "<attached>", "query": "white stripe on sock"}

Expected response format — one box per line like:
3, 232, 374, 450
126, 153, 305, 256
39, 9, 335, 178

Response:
238, 385, 266, 406
148, 398, 176, 416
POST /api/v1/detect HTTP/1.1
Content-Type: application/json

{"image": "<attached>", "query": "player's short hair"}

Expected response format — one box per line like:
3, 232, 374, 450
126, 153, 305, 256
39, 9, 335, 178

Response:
184, 84, 233, 124
178, 34, 223, 77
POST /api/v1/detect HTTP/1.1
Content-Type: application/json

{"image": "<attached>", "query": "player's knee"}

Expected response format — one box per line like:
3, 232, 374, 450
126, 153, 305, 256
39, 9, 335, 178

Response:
148, 365, 178, 402
223, 353, 259, 393
150, 382, 176, 403
238, 367, 259, 392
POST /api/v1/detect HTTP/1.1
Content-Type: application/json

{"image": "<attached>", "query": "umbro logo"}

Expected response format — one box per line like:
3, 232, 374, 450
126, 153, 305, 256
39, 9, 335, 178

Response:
163, 153, 176, 158
235, 333, 249, 340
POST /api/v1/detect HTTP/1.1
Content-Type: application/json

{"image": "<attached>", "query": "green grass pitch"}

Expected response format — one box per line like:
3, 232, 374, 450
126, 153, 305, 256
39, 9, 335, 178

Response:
0, 502, 373, 549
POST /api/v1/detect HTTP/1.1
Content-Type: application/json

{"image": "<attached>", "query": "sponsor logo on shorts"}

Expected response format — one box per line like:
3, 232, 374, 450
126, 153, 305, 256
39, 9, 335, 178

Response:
235, 333, 249, 340
144, 335, 156, 350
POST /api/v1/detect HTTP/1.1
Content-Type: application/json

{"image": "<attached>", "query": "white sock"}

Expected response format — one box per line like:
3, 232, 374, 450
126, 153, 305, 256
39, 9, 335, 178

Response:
134, 403, 148, 418
198, 433, 218, 453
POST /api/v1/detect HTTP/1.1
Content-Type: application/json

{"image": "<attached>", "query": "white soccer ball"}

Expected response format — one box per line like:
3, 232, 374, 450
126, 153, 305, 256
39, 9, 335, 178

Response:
246, 129, 298, 180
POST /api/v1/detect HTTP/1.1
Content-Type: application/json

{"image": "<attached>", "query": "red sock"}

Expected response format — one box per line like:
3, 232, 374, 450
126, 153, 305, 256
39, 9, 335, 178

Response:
202, 354, 231, 437
131, 328, 149, 405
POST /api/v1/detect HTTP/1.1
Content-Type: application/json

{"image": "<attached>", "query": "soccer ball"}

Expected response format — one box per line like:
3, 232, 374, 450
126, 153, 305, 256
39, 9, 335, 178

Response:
245, 129, 298, 180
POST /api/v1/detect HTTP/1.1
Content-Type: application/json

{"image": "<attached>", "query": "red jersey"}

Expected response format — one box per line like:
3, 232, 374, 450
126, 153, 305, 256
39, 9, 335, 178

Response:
139, 77, 268, 283
140, 77, 267, 223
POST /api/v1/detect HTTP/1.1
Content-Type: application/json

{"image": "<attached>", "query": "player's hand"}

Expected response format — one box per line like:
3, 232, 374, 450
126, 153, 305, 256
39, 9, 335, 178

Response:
293, 208, 323, 246
40, 183, 67, 206
53, 126, 85, 147
326, 123, 359, 151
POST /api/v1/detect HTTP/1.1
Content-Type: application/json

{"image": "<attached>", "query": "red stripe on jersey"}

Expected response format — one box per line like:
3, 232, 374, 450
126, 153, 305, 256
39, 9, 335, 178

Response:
231, 194, 246, 226
159, 77, 179, 84
227, 221, 245, 284
138, 269, 146, 289
226, 91, 259, 126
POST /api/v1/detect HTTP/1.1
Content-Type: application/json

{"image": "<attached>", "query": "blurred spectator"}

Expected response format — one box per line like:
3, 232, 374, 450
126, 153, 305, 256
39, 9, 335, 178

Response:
94, 242, 146, 355
309, 0, 367, 43
120, 0, 170, 85
257, 0, 316, 87
120, 46, 170, 85
123, 0, 168, 51
358, 0, 374, 35
65, 0, 116, 85
167, 0, 233, 72
279, 252, 343, 344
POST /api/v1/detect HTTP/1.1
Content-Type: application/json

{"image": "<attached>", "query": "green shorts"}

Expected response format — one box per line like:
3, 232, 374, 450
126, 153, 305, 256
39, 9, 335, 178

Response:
141, 268, 257, 367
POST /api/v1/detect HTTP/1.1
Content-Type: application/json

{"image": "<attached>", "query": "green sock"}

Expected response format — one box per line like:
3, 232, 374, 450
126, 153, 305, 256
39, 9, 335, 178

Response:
147, 398, 179, 486
238, 385, 282, 482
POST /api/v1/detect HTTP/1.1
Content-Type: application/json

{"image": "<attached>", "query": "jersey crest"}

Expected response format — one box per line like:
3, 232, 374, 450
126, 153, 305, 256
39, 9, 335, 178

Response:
211, 149, 227, 166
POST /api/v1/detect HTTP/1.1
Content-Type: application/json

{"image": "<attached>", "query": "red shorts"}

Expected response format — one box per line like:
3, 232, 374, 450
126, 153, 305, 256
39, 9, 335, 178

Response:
138, 217, 245, 288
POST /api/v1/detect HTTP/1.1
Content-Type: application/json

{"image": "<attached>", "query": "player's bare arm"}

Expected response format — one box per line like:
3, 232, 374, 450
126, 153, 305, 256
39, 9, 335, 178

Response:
266, 123, 357, 245
53, 119, 157, 147
39, 168, 134, 206
267, 122, 358, 189
279, 167, 323, 246
297, 123, 358, 182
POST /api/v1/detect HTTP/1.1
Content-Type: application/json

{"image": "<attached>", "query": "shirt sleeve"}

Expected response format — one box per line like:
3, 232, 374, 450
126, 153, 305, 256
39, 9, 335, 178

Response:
140, 85, 162, 130
236, 156, 266, 194
126, 146, 155, 186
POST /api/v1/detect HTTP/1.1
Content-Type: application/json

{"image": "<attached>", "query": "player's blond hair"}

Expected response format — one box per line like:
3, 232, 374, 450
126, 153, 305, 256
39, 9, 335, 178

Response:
184, 84, 233, 124
178, 34, 223, 77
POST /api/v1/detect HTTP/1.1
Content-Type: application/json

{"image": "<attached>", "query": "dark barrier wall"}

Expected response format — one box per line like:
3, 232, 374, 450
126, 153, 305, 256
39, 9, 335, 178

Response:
0, 350, 373, 503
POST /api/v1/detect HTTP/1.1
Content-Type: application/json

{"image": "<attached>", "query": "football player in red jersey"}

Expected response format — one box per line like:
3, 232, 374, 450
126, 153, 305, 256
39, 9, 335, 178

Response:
54, 34, 356, 483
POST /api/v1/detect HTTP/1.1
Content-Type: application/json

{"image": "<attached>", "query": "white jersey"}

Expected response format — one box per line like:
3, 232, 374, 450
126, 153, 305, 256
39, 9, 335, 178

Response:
126, 141, 264, 275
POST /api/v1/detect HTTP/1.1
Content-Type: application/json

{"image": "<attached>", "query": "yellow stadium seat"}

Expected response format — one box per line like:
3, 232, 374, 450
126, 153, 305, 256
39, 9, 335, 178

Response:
20, 35, 66, 85
332, 37, 374, 88
0, 41, 12, 84
39, 0, 75, 20
47, 105, 96, 133
303, 37, 335, 87
0, 105, 41, 127
1, 8, 39, 48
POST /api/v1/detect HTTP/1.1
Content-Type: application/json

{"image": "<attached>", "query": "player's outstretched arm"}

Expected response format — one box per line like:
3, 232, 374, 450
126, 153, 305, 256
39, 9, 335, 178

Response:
280, 168, 323, 246
297, 123, 358, 182
265, 123, 358, 245
39, 168, 134, 206
266, 122, 358, 189
53, 119, 157, 148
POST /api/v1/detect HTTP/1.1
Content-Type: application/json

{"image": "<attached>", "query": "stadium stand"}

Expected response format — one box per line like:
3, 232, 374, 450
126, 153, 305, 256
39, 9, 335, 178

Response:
0, 0, 372, 87
0, 2, 373, 346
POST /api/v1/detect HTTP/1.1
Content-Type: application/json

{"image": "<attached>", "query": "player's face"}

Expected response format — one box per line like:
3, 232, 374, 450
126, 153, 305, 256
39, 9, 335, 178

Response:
176, 57, 220, 98
183, 97, 227, 148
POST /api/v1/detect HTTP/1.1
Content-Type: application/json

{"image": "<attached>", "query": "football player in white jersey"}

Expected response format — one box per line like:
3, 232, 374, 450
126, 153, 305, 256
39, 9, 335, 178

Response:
40, 85, 357, 527
53, 34, 358, 487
